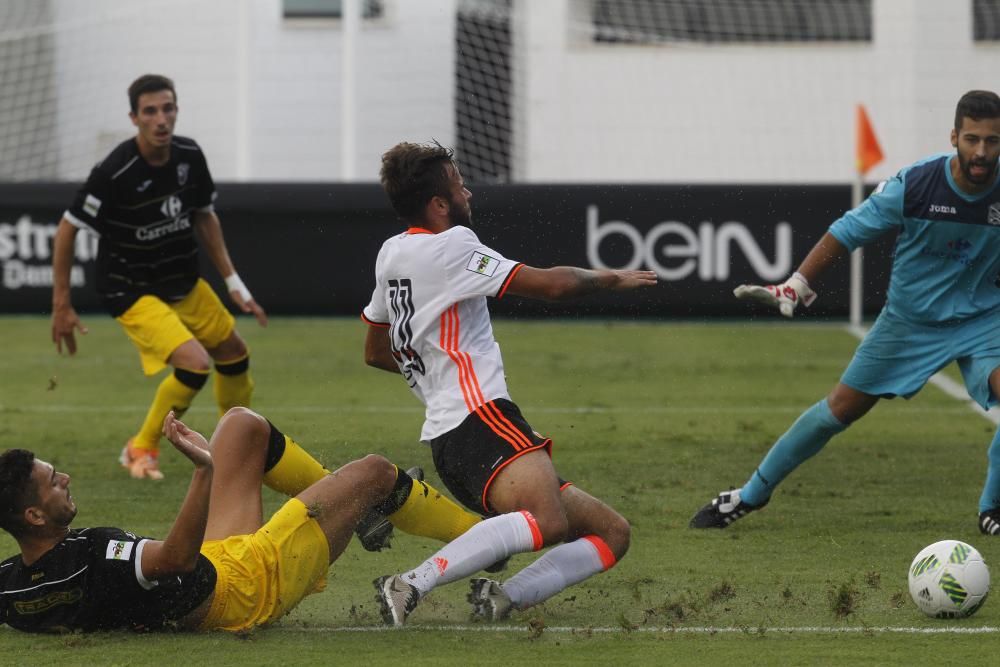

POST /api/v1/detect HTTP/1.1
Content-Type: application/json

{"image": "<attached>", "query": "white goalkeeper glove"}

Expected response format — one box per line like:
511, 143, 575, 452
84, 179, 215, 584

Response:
733, 272, 817, 318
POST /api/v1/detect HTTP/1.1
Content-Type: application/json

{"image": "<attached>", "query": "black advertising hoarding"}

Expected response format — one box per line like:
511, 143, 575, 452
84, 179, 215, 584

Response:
0, 182, 890, 317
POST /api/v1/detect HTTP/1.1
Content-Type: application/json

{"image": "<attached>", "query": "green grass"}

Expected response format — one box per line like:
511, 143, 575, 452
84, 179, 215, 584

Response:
1, 315, 997, 665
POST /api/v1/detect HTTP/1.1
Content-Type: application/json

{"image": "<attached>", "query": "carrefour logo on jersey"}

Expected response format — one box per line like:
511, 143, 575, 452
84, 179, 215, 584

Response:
0, 215, 97, 290
585, 205, 792, 282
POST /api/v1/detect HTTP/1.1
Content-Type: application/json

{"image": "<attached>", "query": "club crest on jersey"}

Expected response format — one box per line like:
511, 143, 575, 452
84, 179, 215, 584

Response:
989, 203, 1000, 226
467, 251, 500, 277
105, 540, 134, 560
177, 163, 189, 186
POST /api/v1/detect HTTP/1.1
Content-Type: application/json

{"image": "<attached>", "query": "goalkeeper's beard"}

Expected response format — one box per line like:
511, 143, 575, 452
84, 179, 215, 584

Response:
959, 153, 998, 185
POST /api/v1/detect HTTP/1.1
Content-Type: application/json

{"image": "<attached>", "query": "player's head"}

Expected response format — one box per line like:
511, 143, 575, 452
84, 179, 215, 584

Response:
128, 74, 178, 152
128, 74, 176, 114
380, 141, 472, 228
0, 449, 76, 538
951, 90, 1000, 187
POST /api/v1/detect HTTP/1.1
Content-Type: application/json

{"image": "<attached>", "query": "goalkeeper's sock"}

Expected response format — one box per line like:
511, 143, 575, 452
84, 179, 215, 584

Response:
402, 511, 542, 597
978, 424, 1000, 513
502, 536, 617, 610
741, 398, 847, 507
213, 354, 254, 416
262, 421, 330, 496
133, 368, 208, 451
379, 468, 482, 542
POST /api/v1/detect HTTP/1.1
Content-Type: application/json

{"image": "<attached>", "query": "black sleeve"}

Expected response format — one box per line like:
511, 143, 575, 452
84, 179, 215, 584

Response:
65, 163, 113, 236
83, 527, 154, 590
193, 145, 217, 210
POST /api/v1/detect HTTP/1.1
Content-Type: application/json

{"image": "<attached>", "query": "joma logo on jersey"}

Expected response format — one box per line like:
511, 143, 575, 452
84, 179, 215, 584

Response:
929, 204, 957, 215
14, 589, 83, 615
466, 252, 500, 277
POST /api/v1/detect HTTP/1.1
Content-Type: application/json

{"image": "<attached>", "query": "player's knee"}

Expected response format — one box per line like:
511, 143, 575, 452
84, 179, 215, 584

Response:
603, 513, 631, 560
216, 407, 268, 445
356, 454, 397, 494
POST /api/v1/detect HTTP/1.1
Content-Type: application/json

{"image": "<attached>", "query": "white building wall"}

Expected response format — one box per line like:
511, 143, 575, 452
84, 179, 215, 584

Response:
38, 0, 1000, 184
50, 0, 455, 181
519, 0, 1000, 184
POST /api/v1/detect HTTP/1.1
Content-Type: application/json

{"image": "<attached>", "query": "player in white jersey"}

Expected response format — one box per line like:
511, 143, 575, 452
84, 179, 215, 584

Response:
363, 141, 656, 625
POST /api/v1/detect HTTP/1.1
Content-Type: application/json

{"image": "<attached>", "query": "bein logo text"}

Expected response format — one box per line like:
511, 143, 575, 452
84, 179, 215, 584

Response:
585, 205, 792, 281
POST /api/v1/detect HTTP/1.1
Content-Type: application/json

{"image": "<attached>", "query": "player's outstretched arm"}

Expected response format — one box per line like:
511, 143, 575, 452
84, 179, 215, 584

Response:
193, 210, 268, 327
734, 232, 847, 318
504, 266, 657, 302
139, 412, 213, 580
50, 218, 88, 354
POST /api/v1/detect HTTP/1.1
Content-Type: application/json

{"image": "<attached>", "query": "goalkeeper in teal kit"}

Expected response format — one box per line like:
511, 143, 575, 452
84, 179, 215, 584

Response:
691, 90, 1000, 535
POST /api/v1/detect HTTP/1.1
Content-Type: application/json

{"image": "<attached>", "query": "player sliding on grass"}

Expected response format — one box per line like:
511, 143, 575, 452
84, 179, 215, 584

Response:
363, 141, 657, 625
691, 90, 1000, 535
0, 408, 481, 633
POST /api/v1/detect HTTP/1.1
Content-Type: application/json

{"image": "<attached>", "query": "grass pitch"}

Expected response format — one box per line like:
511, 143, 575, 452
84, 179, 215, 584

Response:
0, 315, 997, 665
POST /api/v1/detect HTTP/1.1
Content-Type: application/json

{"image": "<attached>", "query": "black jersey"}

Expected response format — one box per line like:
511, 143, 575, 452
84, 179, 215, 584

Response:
0, 527, 216, 633
64, 136, 218, 316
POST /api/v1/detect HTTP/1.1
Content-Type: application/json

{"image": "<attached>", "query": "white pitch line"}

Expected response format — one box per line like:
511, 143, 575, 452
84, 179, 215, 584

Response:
276, 624, 1000, 635
846, 324, 1000, 425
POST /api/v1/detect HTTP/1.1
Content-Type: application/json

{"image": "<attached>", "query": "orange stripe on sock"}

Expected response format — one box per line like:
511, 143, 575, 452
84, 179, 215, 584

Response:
559, 481, 574, 492
582, 535, 617, 571
520, 510, 544, 551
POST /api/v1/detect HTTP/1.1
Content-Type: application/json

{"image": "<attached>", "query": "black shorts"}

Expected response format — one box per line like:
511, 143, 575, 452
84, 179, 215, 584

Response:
430, 398, 555, 515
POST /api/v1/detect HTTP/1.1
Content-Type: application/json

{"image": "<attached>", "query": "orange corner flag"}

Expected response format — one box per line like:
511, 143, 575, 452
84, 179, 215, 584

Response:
856, 104, 884, 174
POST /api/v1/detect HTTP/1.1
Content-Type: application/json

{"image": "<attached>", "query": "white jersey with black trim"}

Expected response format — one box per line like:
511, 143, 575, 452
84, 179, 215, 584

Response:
363, 225, 524, 441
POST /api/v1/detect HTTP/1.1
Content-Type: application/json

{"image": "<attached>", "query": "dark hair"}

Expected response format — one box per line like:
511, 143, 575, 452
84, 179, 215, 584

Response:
955, 90, 1000, 132
380, 141, 456, 220
128, 74, 176, 114
0, 449, 38, 537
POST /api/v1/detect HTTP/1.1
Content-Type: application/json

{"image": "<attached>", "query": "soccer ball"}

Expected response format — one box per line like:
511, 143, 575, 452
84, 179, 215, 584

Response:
908, 540, 990, 619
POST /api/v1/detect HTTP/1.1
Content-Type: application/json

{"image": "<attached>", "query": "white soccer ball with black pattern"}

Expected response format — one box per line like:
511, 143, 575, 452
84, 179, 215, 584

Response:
907, 540, 990, 619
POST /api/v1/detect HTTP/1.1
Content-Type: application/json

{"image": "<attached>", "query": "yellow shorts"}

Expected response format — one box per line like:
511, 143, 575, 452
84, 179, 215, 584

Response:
198, 498, 330, 633
115, 278, 235, 376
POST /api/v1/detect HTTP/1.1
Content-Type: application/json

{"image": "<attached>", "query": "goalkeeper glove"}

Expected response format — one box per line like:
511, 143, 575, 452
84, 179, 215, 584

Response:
733, 272, 816, 318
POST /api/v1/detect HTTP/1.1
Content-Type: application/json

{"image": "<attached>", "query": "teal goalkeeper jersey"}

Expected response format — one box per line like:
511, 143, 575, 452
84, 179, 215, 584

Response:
828, 152, 1000, 324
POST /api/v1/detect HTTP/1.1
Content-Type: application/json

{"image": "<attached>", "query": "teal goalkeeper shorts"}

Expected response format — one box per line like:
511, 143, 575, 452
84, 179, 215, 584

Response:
840, 306, 1000, 409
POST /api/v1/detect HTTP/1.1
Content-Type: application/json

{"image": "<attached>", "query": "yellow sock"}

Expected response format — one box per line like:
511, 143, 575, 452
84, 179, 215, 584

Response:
133, 368, 208, 452
263, 435, 330, 496
388, 476, 481, 542
214, 355, 254, 416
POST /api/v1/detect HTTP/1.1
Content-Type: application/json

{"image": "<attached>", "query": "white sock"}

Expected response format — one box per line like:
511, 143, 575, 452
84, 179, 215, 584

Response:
402, 510, 541, 596
503, 535, 617, 609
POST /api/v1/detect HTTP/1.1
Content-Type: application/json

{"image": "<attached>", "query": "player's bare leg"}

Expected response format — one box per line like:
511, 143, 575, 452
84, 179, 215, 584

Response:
295, 454, 399, 562
206, 330, 254, 416
201, 407, 269, 539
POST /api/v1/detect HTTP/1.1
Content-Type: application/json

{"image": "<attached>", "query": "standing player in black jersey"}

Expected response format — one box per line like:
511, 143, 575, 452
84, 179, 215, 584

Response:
0, 407, 478, 633
50, 74, 266, 481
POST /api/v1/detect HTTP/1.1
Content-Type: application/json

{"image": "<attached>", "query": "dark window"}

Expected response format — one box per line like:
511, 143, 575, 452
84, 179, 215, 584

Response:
974, 0, 1000, 41
283, 0, 383, 19
591, 0, 872, 44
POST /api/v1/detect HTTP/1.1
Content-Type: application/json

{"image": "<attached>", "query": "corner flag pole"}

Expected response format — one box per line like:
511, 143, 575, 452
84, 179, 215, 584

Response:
851, 104, 884, 328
